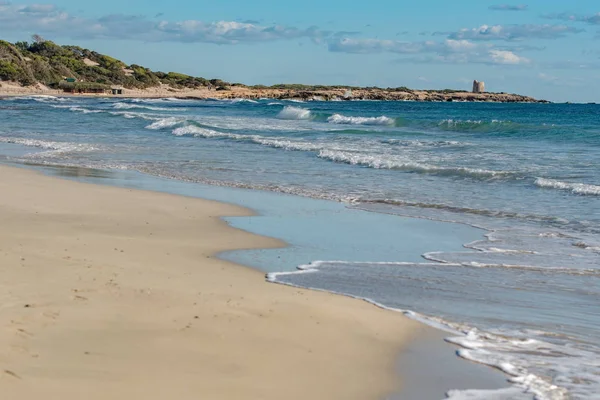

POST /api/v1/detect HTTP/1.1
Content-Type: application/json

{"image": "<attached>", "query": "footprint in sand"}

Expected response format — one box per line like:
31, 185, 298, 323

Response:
3, 370, 21, 380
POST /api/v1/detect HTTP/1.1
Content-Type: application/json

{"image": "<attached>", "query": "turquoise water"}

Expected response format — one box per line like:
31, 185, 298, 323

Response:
0, 95, 599, 399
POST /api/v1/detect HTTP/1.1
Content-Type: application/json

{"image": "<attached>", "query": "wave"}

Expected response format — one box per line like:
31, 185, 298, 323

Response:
327, 114, 394, 126
228, 98, 258, 104
145, 118, 186, 130
275, 107, 398, 127
317, 150, 511, 179
535, 178, 600, 196
171, 125, 325, 152
165, 123, 475, 162
112, 103, 178, 112
68, 107, 103, 114
277, 106, 312, 120
160, 122, 513, 182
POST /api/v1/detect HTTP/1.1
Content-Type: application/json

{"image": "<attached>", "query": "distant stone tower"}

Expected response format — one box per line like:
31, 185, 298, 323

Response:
472, 80, 485, 93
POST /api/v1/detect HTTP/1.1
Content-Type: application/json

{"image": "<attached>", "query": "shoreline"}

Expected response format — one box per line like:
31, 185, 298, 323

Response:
0, 161, 513, 399
0, 164, 426, 399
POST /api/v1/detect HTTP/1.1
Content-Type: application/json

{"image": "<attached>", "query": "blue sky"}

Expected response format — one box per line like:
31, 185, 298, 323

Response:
1, 0, 599, 102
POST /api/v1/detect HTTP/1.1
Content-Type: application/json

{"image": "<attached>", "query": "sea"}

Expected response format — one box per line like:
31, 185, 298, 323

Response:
0, 95, 598, 400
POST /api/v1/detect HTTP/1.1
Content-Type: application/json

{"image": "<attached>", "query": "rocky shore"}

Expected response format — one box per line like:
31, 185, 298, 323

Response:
204, 87, 548, 103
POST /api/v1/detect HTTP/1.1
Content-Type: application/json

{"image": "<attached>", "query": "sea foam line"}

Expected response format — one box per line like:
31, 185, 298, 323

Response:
535, 178, 600, 196
0, 137, 99, 157
317, 149, 510, 179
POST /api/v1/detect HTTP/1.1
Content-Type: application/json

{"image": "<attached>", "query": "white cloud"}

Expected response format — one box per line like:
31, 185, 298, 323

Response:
545, 12, 600, 26
448, 24, 582, 41
329, 36, 531, 66
489, 50, 530, 64
0, 3, 328, 44
489, 4, 528, 11
0, 1, 568, 70
328, 38, 487, 55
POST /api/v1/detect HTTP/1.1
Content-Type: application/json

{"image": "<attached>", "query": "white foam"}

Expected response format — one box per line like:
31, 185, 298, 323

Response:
277, 106, 312, 120
327, 114, 394, 126
229, 98, 258, 104
440, 119, 483, 126
0, 137, 98, 157
113, 103, 182, 112
446, 387, 532, 400
448, 332, 571, 399
69, 107, 103, 114
196, 115, 312, 132
145, 117, 186, 130
172, 125, 232, 138
535, 178, 600, 196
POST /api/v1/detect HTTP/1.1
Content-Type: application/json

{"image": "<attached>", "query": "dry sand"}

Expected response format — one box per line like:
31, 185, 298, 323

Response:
0, 165, 423, 400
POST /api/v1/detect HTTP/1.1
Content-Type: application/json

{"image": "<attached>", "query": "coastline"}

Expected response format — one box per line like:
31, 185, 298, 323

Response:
0, 82, 548, 103
0, 164, 425, 400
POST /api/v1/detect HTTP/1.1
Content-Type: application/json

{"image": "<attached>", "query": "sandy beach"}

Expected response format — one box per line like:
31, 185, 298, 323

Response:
0, 165, 423, 400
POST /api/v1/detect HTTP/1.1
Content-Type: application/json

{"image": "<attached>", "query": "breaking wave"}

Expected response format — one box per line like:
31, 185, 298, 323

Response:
277, 106, 312, 120
228, 98, 258, 104
145, 117, 186, 130
171, 125, 325, 152
327, 114, 394, 126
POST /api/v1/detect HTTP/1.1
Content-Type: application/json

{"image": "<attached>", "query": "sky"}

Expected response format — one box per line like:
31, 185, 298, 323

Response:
1, 0, 599, 102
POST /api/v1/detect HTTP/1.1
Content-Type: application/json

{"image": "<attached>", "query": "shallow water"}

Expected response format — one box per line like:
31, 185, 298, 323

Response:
1, 95, 599, 399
